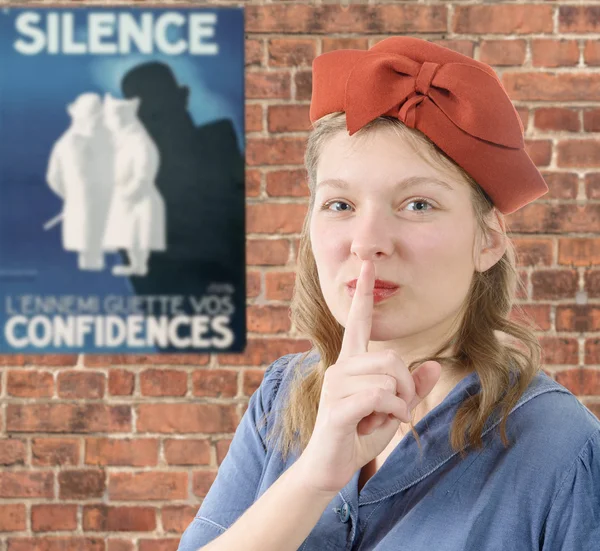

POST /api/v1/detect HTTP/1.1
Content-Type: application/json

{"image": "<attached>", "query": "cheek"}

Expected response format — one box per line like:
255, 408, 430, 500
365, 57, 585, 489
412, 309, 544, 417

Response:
310, 218, 347, 265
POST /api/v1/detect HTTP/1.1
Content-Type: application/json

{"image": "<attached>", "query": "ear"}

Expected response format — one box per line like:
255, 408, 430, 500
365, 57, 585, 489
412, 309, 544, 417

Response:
474, 209, 507, 273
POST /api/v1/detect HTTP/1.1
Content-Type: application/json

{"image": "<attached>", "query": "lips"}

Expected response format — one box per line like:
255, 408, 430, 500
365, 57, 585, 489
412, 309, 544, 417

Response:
346, 278, 399, 290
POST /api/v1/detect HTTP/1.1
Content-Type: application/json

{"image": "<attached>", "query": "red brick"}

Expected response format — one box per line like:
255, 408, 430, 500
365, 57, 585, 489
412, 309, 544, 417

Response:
503, 73, 600, 102
584, 40, 600, 66
525, 140, 552, 167
192, 369, 237, 398
247, 305, 291, 334
558, 140, 600, 168
583, 108, 600, 132
531, 270, 579, 300
534, 108, 580, 132
138, 540, 182, 551
217, 338, 310, 366
265, 272, 296, 301
532, 39, 580, 67
246, 5, 446, 34
247, 239, 290, 266
556, 369, 600, 395
587, 174, 600, 199
7, 538, 104, 551
137, 403, 237, 433
247, 203, 307, 234
266, 169, 309, 197
83, 505, 156, 532
108, 370, 135, 396
0, 504, 26, 531
585, 339, 600, 364
245, 104, 262, 133
245, 38, 262, 67
268, 38, 316, 68
0, 439, 26, 466
0, 355, 77, 367
322, 37, 368, 53
58, 470, 105, 499
164, 439, 211, 466
512, 238, 553, 267
8, 404, 131, 433
557, 306, 600, 333
32, 504, 77, 532
58, 371, 105, 399
586, 270, 600, 297
453, 5, 553, 34
507, 204, 599, 234
432, 40, 475, 58
509, 304, 552, 332
479, 39, 526, 66
7, 370, 53, 397
140, 369, 187, 397
161, 505, 197, 533
247, 137, 306, 167
192, 470, 218, 498
295, 70, 312, 101
32, 438, 79, 466
246, 70, 290, 100
539, 172, 578, 200
109, 472, 187, 501
558, 238, 600, 267
539, 337, 579, 365
85, 438, 159, 467
268, 105, 311, 133
0, 472, 53, 498
107, 540, 134, 551
559, 6, 600, 33
85, 354, 209, 367
246, 270, 261, 298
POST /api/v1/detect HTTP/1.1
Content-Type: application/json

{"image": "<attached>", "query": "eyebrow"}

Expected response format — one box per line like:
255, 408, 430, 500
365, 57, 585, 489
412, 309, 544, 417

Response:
315, 176, 455, 193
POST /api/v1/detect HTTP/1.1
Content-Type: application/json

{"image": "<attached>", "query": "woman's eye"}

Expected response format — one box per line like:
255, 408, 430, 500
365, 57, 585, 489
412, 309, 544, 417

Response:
322, 200, 352, 212
321, 198, 435, 214
406, 199, 435, 213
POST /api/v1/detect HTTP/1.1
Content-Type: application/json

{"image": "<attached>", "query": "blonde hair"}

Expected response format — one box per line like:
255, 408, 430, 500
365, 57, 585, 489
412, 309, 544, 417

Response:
261, 112, 542, 462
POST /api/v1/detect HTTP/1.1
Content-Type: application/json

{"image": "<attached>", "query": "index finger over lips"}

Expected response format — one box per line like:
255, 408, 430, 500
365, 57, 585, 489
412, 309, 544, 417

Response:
338, 259, 375, 359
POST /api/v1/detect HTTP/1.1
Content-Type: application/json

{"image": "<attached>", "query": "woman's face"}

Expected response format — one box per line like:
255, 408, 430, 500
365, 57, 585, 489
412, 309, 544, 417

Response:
309, 126, 484, 354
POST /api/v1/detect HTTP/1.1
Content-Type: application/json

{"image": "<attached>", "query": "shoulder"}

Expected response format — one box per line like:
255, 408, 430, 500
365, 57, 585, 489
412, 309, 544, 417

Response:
260, 349, 319, 414
505, 371, 600, 470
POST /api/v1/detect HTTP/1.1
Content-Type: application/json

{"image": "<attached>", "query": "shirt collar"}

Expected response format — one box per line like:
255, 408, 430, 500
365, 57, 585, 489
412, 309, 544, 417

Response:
288, 350, 567, 506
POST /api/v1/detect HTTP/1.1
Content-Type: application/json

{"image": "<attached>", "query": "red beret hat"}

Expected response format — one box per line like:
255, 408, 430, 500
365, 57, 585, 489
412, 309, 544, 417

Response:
309, 36, 548, 214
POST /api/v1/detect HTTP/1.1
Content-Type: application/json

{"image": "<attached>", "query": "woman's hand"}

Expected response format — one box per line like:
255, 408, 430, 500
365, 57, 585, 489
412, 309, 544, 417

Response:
299, 259, 442, 495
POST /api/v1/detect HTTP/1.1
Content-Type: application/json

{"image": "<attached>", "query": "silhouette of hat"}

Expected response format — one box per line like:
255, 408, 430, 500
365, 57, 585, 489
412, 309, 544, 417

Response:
309, 37, 548, 214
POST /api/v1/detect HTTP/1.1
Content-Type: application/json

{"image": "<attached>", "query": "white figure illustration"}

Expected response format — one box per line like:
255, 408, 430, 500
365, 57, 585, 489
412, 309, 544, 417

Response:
45, 93, 115, 270
102, 93, 166, 277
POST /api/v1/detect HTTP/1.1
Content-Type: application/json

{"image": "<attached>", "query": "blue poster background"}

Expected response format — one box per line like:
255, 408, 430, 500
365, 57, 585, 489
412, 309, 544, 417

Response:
0, 6, 246, 353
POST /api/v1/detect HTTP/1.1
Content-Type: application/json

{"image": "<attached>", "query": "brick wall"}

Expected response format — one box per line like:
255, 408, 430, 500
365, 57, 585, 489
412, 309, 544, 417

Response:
1, 1, 599, 550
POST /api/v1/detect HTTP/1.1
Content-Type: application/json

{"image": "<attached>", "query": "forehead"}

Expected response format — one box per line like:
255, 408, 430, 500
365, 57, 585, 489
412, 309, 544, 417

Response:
315, 127, 465, 195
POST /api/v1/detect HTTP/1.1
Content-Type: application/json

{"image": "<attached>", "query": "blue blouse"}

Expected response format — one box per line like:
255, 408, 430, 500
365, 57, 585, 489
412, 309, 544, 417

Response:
178, 351, 600, 551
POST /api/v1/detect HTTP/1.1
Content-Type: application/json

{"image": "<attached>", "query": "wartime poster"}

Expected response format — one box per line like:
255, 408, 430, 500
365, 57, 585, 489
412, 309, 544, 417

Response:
0, 6, 246, 353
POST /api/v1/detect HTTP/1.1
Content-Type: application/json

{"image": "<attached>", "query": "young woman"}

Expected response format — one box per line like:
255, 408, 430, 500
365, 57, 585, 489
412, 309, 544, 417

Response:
178, 37, 600, 551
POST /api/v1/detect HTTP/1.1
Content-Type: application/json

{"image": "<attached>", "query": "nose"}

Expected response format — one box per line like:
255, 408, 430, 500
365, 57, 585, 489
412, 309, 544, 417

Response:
350, 209, 394, 261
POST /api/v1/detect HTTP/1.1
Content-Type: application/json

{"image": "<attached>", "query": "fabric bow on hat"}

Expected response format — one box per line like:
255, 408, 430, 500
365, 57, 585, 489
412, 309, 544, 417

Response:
309, 37, 548, 214
344, 52, 523, 150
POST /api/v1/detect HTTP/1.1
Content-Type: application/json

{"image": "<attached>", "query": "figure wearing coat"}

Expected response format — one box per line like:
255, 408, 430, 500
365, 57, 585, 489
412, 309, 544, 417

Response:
102, 120, 166, 252
46, 123, 114, 255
